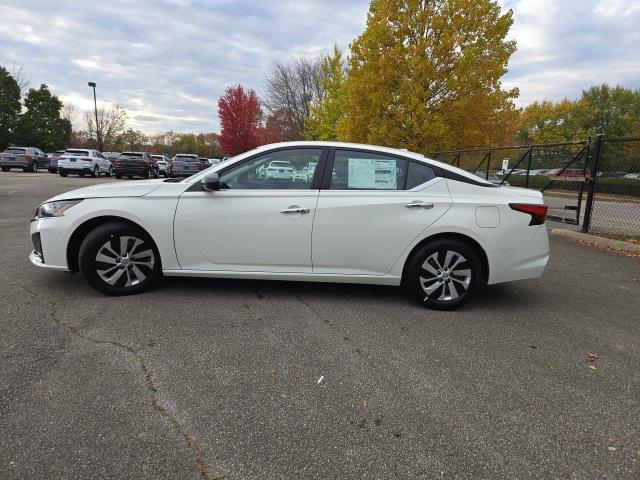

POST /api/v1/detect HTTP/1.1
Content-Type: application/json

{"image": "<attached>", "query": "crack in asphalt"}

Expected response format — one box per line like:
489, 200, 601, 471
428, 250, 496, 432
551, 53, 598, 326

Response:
46, 299, 221, 480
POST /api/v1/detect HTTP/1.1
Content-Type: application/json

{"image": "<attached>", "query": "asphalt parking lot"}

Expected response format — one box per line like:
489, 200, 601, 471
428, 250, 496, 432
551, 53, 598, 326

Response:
1, 171, 639, 480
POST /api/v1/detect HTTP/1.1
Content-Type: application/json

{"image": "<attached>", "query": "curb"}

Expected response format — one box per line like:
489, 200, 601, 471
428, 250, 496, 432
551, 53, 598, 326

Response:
550, 228, 640, 254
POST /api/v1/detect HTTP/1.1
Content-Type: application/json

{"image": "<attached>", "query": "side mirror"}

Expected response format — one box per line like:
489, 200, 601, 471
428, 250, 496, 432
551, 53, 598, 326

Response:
202, 172, 220, 192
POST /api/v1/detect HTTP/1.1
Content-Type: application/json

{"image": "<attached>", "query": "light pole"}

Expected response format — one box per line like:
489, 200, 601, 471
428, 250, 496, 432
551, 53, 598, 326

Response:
88, 82, 102, 151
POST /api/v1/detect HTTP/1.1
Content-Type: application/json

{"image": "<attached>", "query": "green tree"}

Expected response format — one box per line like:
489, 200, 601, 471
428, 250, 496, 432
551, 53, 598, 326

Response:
15, 84, 68, 151
580, 84, 640, 138
517, 99, 589, 144
0, 65, 21, 150
339, 0, 519, 151
305, 46, 347, 140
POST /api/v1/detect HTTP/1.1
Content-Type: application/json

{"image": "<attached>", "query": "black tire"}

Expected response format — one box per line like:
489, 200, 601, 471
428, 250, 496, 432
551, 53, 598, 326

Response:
78, 222, 161, 296
152, 168, 159, 179
115, 173, 122, 179
59, 171, 68, 177
107, 166, 114, 177
1, 167, 9, 172
91, 165, 100, 178
31, 162, 38, 173
405, 238, 482, 310
128, 175, 133, 179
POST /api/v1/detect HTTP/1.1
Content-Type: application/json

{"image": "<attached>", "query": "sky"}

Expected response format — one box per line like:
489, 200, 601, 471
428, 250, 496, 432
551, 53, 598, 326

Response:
1, 0, 639, 134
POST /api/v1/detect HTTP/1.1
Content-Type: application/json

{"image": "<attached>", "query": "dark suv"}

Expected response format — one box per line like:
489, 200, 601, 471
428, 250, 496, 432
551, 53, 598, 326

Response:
112, 152, 159, 179
169, 154, 210, 177
1, 147, 48, 172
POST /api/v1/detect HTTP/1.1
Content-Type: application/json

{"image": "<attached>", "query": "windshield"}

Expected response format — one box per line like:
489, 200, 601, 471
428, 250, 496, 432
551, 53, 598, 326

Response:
150, 156, 165, 160
4, 148, 27, 154
175, 155, 198, 162
66, 149, 90, 156
121, 152, 143, 157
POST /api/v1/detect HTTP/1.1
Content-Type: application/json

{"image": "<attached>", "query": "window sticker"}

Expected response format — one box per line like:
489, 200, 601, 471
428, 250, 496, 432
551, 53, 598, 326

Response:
347, 158, 397, 189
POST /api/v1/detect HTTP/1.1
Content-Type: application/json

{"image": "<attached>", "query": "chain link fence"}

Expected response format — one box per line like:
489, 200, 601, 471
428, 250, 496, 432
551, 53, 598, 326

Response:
428, 136, 640, 238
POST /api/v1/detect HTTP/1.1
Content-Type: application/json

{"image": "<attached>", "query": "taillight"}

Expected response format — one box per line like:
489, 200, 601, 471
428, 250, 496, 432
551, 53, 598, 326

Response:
509, 203, 548, 225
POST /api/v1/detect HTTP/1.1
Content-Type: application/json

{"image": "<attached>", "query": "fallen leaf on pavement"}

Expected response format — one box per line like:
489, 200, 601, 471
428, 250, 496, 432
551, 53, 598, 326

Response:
588, 365, 597, 370
585, 352, 599, 362
607, 446, 617, 451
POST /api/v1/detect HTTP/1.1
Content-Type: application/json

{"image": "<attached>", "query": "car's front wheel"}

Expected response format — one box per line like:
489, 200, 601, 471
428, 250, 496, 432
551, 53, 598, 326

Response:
405, 238, 482, 310
78, 222, 161, 295
91, 165, 100, 178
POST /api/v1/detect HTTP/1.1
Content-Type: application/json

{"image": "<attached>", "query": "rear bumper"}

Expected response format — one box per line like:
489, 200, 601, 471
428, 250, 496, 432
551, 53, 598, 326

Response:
170, 169, 200, 176
0, 160, 30, 168
59, 167, 93, 173
487, 225, 550, 284
115, 166, 148, 175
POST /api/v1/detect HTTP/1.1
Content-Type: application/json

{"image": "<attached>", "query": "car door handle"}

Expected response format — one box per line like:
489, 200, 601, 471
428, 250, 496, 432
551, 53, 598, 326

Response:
281, 207, 310, 214
405, 201, 434, 209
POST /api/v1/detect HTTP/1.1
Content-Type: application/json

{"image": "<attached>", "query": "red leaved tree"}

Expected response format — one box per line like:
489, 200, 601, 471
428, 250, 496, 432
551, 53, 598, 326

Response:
259, 109, 290, 144
218, 85, 263, 156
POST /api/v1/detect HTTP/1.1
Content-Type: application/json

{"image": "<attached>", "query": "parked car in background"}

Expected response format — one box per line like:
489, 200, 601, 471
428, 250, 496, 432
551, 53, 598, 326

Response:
471, 171, 509, 186
169, 154, 209, 177
58, 149, 113, 177
29, 141, 550, 310
257, 160, 295, 181
112, 152, 159, 179
208, 158, 223, 166
546, 168, 591, 179
0, 147, 48, 172
150, 155, 171, 177
102, 152, 122, 163
47, 149, 67, 173
597, 171, 627, 178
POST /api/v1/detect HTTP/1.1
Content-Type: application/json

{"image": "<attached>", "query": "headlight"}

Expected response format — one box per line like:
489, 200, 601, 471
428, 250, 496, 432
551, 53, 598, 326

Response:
35, 199, 83, 218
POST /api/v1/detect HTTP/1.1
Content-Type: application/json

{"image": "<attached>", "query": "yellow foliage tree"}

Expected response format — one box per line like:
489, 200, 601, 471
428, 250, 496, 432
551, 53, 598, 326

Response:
338, 0, 519, 151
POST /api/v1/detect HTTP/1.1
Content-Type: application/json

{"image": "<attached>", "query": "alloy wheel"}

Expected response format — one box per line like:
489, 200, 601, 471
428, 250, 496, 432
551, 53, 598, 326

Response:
418, 250, 472, 302
95, 235, 155, 288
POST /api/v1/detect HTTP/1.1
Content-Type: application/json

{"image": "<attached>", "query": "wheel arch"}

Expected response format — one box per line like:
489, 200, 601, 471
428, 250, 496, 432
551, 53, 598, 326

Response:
66, 215, 159, 273
401, 232, 489, 285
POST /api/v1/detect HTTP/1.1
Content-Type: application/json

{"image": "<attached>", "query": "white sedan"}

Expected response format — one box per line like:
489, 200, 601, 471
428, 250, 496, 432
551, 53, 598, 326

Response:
29, 142, 549, 309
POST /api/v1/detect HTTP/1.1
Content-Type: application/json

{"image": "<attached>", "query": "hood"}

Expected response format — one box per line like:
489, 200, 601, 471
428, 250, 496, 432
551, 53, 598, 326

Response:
48, 179, 166, 201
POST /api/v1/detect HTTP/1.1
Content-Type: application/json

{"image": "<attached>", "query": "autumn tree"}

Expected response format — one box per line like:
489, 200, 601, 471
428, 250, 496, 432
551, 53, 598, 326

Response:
84, 104, 128, 151
580, 84, 640, 138
260, 110, 291, 144
0, 65, 21, 150
339, 0, 519, 151
517, 84, 640, 144
305, 46, 347, 141
264, 57, 324, 140
15, 84, 68, 151
518, 99, 589, 144
218, 85, 263, 155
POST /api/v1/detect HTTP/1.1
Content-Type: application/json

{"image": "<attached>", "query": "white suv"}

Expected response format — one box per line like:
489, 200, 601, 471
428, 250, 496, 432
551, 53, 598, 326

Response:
58, 149, 113, 178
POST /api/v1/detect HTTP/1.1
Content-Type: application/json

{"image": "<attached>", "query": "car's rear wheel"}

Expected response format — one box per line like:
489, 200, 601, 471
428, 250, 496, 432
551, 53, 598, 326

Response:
31, 162, 38, 173
107, 166, 114, 177
1, 167, 9, 172
78, 222, 161, 295
59, 171, 68, 177
405, 238, 481, 310
115, 173, 122, 179
91, 165, 100, 178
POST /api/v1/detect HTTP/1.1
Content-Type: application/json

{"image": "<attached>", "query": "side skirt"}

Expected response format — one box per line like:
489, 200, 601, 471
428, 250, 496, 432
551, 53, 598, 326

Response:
162, 269, 402, 286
